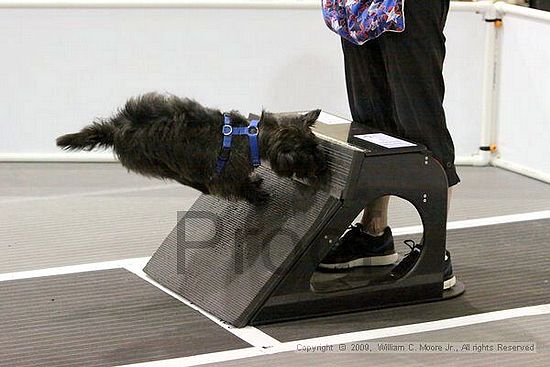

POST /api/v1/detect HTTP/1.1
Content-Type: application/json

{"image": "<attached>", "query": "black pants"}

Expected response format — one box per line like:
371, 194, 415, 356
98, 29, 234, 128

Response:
342, 0, 459, 186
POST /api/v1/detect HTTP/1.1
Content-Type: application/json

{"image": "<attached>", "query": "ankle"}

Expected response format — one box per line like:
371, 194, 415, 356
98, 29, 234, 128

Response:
367, 231, 384, 237
363, 226, 387, 238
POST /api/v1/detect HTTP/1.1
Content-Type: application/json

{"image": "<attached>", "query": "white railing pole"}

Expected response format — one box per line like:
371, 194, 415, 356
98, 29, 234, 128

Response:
492, 158, 550, 184
495, 1, 550, 23
450, 0, 494, 13
0, 153, 117, 162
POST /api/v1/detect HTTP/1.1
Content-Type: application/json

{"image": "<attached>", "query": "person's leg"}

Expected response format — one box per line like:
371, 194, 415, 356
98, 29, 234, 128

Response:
361, 196, 390, 237
321, 40, 397, 266
341, 37, 399, 137
372, 0, 458, 289
320, 2, 458, 270
362, 187, 452, 237
349, 1, 458, 238
379, 0, 459, 187
341, 37, 397, 239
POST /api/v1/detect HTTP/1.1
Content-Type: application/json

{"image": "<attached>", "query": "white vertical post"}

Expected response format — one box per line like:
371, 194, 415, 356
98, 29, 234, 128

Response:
451, 1, 499, 167
475, 1, 500, 166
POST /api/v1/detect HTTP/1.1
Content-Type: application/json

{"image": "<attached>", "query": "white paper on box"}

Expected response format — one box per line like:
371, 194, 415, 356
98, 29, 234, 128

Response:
316, 111, 351, 125
354, 133, 416, 148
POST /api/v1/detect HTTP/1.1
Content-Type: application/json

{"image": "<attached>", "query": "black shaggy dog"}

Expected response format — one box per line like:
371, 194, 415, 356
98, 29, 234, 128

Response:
57, 93, 328, 205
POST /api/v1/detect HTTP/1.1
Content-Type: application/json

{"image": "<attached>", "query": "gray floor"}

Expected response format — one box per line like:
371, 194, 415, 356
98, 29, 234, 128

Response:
205, 315, 549, 367
0, 163, 549, 367
1, 163, 549, 274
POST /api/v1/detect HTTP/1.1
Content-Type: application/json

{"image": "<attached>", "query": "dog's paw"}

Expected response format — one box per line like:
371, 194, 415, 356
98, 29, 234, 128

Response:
247, 189, 270, 206
250, 174, 264, 187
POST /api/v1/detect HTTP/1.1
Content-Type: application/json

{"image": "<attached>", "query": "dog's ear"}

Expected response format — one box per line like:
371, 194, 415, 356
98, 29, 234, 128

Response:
260, 110, 273, 123
302, 109, 322, 127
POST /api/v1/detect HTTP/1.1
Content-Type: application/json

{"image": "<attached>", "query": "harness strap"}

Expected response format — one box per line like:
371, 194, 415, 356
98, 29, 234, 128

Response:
215, 115, 233, 174
247, 119, 261, 167
215, 114, 261, 175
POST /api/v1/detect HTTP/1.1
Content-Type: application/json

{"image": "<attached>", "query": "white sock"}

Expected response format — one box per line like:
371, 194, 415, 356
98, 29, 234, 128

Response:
365, 229, 385, 237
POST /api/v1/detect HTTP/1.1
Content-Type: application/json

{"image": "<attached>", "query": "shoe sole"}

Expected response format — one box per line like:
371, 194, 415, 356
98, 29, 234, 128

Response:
443, 275, 457, 290
318, 253, 399, 269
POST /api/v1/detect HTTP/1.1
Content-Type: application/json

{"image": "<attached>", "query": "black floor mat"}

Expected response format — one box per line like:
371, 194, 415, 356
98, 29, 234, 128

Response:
0, 269, 249, 367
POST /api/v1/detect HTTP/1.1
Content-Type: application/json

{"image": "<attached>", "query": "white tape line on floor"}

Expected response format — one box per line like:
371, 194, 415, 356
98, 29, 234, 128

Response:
124, 260, 282, 349
392, 210, 550, 236
0, 257, 150, 282
120, 347, 267, 367
0, 183, 182, 204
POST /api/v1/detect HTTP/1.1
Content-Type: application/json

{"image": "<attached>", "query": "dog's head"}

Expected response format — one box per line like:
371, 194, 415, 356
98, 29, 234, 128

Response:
260, 109, 329, 186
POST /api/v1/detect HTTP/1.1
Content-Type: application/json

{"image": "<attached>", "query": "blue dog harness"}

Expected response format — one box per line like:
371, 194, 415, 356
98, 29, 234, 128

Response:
215, 114, 261, 174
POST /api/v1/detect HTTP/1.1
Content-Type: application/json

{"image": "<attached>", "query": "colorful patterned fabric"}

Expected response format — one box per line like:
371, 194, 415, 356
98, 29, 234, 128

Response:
322, 0, 405, 45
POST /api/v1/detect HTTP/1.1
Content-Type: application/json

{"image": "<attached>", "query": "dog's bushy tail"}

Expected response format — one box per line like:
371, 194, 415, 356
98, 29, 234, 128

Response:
56, 121, 115, 151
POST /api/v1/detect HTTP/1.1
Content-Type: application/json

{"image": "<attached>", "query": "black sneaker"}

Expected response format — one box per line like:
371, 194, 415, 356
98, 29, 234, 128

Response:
318, 225, 399, 270
443, 250, 457, 290
385, 241, 456, 290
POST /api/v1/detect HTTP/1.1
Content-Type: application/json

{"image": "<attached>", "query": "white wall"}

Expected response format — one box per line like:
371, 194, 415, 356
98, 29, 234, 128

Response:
443, 11, 486, 159
0, 4, 485, 159
496, 14, 550, 175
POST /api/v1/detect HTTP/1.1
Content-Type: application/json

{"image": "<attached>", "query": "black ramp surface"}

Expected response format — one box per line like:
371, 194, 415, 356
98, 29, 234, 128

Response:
0, 269, 249, 367
259, 219, 550, 341
144, 166, 340, 326
203, 315, 550, 367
